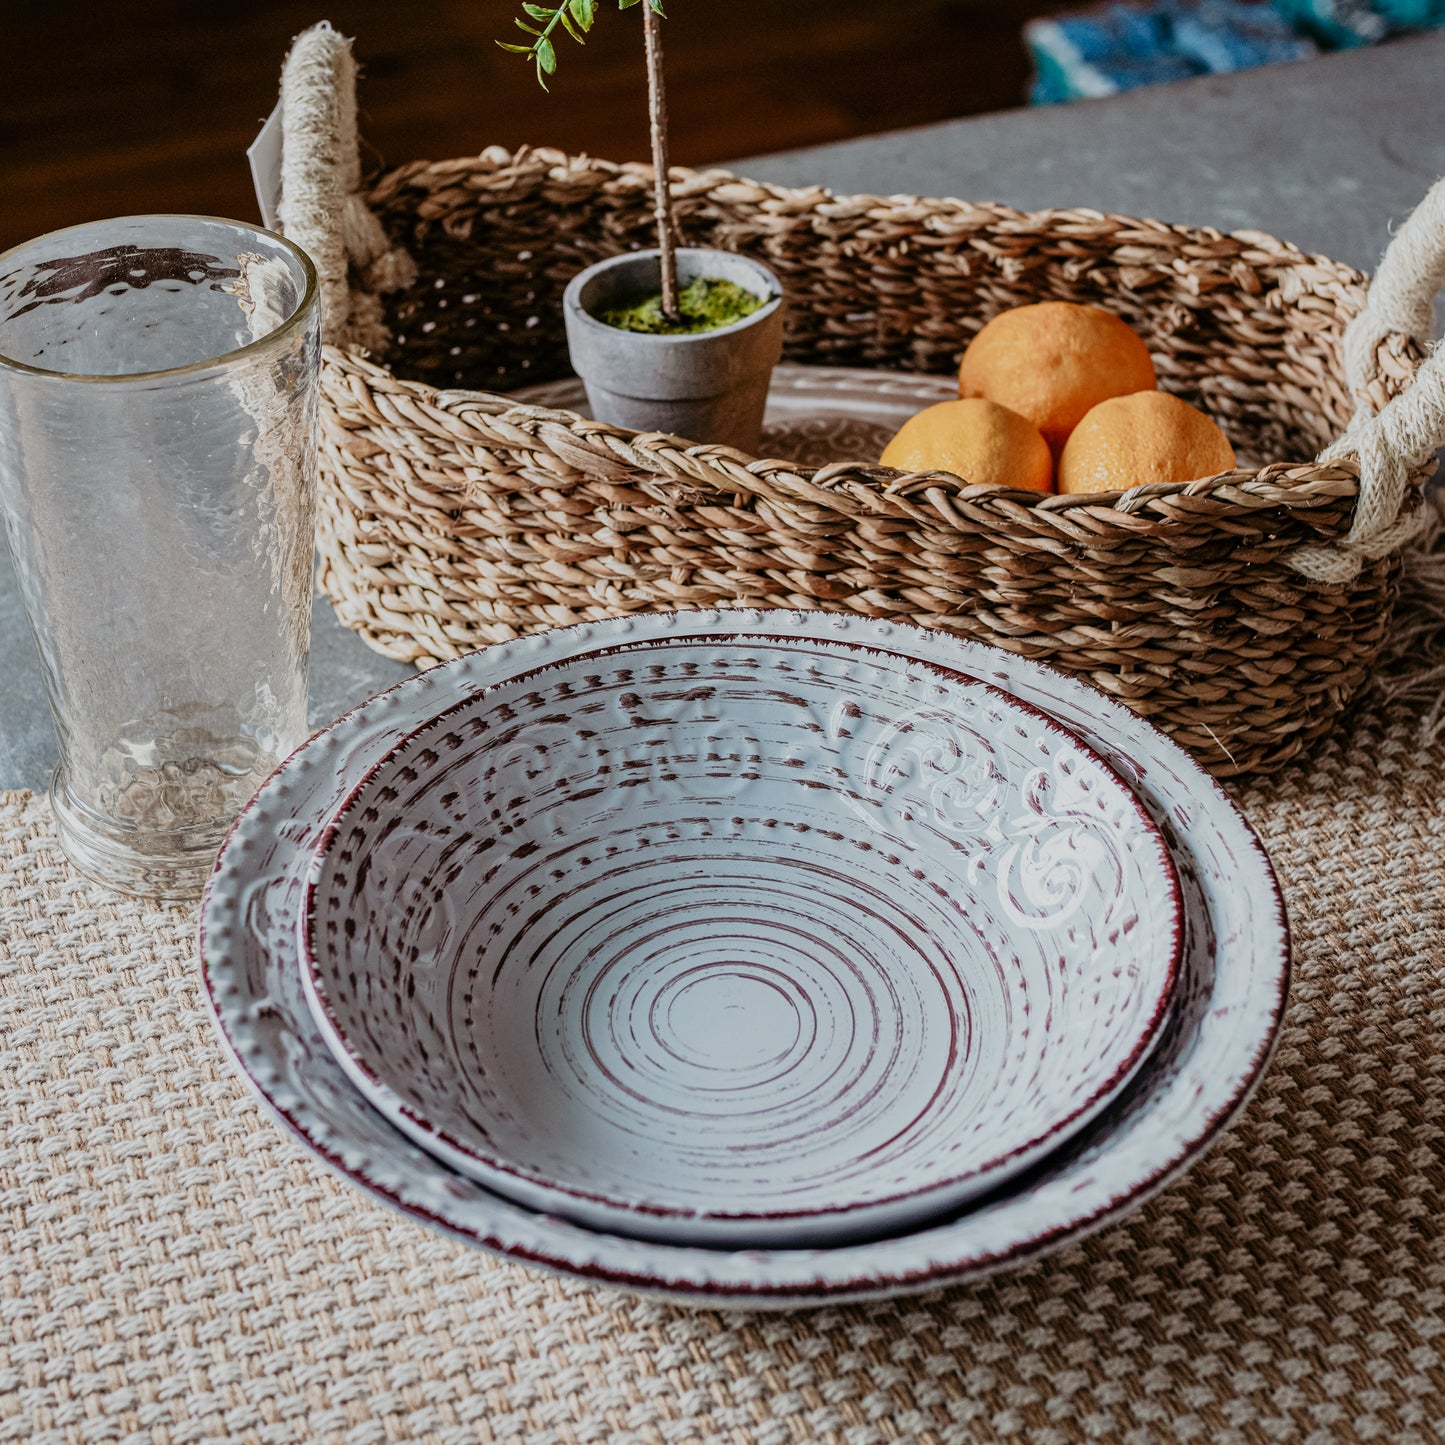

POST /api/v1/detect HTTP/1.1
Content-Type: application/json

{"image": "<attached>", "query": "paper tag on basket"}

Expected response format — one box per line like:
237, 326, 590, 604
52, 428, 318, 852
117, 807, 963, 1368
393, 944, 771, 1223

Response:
248, 102, 284, 231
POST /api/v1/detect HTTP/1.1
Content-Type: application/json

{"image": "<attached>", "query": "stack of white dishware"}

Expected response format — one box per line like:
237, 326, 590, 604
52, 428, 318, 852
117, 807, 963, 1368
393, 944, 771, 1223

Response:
200, 608, 1288, 1307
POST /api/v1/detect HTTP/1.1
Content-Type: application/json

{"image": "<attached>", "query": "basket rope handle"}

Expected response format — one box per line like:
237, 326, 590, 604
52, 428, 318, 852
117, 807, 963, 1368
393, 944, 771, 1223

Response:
1293, 176, 1445, 582
276, 22, 415, 350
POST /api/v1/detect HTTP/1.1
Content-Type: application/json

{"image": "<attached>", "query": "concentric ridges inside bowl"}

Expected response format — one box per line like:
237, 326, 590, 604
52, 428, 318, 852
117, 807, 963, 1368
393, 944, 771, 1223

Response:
302, 634, 1182, 1232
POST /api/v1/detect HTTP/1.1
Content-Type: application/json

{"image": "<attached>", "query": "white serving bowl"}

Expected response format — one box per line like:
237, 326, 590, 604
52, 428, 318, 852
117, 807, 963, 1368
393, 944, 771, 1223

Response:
298, 631, 1181, 1246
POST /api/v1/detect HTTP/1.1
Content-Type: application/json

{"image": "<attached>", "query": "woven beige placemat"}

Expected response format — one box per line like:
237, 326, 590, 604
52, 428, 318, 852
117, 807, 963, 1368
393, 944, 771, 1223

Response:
3, 699, 1444, 1445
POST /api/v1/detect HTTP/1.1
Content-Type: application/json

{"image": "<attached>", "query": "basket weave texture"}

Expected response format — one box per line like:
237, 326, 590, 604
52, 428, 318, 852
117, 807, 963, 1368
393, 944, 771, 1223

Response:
313, 145, 1432, 777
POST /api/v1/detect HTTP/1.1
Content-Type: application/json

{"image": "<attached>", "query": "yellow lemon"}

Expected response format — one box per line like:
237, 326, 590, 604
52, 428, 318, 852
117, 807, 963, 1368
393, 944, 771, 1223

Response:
958, 301, 1157, 456
1057, 390, 1237, 494
879, 397, 1052, 492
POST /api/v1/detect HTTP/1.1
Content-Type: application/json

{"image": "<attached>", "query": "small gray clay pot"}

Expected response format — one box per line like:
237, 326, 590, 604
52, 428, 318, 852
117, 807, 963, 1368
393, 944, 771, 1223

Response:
562, 248, 784, 452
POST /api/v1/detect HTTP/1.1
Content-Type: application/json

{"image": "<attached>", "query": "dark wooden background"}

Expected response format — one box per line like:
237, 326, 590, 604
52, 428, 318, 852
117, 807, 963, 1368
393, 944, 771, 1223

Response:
0, 1, 1069, 252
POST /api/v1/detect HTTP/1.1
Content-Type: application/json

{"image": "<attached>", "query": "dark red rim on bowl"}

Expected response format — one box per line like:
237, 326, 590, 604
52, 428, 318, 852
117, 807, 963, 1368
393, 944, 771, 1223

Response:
293, 632, 1185, 1238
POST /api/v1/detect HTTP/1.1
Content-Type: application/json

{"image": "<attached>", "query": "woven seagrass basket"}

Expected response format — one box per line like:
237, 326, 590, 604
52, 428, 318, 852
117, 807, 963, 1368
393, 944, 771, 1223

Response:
278, 26, 1444, 777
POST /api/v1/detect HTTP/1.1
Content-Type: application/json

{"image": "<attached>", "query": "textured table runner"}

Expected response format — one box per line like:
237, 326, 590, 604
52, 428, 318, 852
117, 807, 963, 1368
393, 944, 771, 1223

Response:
3, 697, 1444, 1444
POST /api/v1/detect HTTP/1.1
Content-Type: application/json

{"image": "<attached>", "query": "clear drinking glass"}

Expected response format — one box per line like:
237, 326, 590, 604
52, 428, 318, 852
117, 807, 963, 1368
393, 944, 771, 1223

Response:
0, 216, 320, 900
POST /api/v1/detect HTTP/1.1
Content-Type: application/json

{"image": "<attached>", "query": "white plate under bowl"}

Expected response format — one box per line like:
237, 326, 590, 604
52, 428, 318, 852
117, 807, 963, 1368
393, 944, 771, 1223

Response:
198, 610, 1289, 1307
297, 635, 1182, 1247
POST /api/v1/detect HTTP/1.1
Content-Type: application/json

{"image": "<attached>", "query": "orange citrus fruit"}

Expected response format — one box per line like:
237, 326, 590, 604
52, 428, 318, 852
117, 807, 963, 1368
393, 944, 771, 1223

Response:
1057, 391, 1236, 495
958, 301, 1157, 456
879, 398, 1052, 492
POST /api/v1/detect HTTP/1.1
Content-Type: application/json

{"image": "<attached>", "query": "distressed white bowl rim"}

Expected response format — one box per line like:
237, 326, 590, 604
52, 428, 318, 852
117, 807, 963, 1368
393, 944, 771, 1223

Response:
198, 610, 1290, 1307
295, 639, 1184, 1246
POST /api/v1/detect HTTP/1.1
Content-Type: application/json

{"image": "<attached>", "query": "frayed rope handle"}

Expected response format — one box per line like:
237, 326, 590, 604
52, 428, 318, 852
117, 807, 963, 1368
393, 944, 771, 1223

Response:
275, 22, 415, 351
1294, 177, 1445, 582
273, 23, 1441, 584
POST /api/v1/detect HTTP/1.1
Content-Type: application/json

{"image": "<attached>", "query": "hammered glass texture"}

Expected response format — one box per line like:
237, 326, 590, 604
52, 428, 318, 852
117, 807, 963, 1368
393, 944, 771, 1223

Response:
0, 216, 320, 898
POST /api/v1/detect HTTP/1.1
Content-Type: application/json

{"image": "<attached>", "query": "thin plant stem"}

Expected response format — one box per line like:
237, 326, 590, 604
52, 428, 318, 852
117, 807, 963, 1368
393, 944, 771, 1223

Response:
643, 2, 679, 319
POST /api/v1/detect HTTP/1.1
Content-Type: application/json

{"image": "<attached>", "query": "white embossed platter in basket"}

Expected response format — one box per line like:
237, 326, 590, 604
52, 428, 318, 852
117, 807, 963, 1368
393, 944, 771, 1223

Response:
509, 364, 959, 467
297, 635, 1183, 1247
198, 611, 1290, 1306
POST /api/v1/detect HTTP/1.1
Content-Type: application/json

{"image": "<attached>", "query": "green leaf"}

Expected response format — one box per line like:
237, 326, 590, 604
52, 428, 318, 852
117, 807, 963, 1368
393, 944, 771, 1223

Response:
570, 0, 597, 27
522, 3, 553, 17
619, 0, 641, 9
648, 0, 666, 13
514, 18, 542, 33
496, 40, 533, 52
537, 36, 557, 72
559, 8, 584, 40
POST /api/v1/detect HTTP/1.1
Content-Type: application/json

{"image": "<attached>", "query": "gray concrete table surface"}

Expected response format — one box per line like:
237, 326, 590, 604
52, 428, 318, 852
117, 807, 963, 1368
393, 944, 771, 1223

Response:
3, 32, 1445, 791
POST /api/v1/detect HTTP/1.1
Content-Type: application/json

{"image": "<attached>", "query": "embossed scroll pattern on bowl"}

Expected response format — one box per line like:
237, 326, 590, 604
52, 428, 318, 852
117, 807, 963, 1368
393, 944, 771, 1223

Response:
298, 636, 1183, 1247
